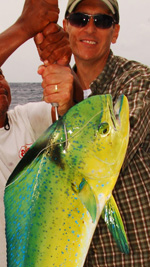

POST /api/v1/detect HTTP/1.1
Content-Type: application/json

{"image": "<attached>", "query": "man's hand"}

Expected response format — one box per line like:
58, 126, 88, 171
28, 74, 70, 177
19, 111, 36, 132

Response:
0, 0, 60, 66
17, 0, 59, 39
34, 24, 72, 66
38, 63, 74, 117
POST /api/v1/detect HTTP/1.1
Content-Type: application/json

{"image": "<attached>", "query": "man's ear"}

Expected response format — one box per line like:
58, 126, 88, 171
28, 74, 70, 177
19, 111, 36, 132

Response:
112, 24, 120, 44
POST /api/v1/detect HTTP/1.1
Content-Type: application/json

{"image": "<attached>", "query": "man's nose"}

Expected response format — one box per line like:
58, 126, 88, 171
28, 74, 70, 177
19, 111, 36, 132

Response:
84, 17, 97, 33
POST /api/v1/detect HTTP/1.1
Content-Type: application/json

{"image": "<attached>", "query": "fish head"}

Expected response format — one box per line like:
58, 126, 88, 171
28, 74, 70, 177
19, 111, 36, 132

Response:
62, 94, 129, 185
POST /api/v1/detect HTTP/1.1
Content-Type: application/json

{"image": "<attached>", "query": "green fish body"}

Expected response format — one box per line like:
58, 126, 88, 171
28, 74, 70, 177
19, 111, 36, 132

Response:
4, 94, 129, 267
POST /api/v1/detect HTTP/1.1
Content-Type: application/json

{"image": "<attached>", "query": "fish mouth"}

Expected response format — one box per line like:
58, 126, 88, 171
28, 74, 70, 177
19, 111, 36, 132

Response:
109, 105, 117, 130
109, 95, 125, 129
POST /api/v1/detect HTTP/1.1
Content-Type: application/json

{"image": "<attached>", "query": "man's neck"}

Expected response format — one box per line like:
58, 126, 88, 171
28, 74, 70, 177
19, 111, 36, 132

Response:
75, 54, 109, 90
0, 113, 7, 128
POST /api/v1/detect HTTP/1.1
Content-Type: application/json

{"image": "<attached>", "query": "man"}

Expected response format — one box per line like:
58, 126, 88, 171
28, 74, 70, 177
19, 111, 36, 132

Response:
0, 0, 74, 265
36, 0, 150, 266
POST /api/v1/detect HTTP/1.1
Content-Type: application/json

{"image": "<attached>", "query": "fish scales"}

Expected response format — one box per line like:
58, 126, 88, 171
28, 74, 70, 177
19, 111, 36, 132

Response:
4, 94, 130, 266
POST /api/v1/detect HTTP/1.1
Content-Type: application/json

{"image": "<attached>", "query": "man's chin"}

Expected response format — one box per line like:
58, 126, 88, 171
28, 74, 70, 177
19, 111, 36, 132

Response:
0, 100, 9, 115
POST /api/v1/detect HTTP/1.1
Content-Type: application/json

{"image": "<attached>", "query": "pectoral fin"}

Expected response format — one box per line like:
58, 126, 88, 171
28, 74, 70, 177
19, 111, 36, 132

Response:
78, 179, 97, 223
102, 195, 129, 254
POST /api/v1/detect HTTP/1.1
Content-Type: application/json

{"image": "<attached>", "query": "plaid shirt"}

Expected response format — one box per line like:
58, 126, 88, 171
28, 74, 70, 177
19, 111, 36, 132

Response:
84, 51, 150, 267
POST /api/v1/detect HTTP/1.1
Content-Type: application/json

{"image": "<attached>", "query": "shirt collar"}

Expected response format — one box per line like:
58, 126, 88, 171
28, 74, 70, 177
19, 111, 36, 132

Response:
73, 50, 118, 95
90, 50, 118, 95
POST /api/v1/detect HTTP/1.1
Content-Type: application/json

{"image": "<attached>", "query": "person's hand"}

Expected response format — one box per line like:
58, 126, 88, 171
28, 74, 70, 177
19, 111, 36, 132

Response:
34, 24, 72, 66
16, 0, 59, 39
38, 63, 74, 118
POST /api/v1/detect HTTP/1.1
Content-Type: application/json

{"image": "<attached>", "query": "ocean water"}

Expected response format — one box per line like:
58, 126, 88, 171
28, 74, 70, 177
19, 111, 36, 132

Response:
10, 83, 43, 109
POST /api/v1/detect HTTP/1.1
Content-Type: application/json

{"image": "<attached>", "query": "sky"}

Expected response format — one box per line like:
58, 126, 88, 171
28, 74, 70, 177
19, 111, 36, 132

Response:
0, 0, 150, 82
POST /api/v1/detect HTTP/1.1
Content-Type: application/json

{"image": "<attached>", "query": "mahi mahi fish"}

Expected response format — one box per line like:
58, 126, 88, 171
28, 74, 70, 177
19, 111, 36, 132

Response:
4, 94, 129, 267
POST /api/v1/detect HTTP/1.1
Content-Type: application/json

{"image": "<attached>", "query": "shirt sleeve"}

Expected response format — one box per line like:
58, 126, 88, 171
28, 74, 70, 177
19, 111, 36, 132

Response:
24, 102, 52, 140
117, 68, 150, 170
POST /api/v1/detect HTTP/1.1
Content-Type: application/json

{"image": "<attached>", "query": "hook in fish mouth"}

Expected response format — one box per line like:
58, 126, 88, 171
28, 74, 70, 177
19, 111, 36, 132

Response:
109, 95, 125, 130
109, 105, 117, 131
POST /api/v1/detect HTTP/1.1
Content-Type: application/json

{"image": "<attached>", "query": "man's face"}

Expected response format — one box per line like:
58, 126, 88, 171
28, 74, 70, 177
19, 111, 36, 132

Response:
0, 68, 11, 116
63, 0, 120, 65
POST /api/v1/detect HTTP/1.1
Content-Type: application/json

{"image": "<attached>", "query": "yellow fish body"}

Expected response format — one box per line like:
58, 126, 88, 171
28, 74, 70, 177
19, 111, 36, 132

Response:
4, 94, 129, 266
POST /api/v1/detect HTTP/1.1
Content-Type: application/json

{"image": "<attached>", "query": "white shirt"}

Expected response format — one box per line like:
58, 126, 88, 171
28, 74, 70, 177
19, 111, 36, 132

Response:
0, 101, 52, 266
83, 88, 92, 99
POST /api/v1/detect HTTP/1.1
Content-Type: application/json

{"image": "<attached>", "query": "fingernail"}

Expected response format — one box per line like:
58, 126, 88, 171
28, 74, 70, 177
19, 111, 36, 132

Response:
44, 60, 49, 66
37, 65, 44, 75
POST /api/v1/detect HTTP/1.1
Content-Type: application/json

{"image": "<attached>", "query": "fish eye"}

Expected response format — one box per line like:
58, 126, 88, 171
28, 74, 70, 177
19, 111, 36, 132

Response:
98, 122, 109, 135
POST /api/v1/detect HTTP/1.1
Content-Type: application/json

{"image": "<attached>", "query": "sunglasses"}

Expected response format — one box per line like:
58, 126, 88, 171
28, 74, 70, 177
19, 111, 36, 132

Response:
66, 12, 116, 29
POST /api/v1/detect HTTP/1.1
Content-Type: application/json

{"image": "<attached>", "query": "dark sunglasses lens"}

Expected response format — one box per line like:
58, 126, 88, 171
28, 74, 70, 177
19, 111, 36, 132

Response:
67, 13, 114, 29
95, 14, 114, 29
68, 13, 88, 27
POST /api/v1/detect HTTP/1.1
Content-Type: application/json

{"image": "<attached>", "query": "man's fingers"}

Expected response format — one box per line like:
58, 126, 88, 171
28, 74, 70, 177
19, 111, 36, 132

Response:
47, 9, 59, 23
19, 0, 60, 38
34, 33, 44, 46
42, 23, 60, 37
34, 23, 71, 65
47, 47, 72, 65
